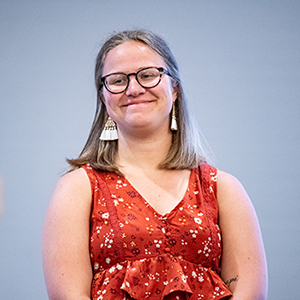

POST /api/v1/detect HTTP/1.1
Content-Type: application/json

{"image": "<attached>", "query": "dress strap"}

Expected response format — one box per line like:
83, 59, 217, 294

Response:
199, 163, 220, 271
97, 172, 126, 262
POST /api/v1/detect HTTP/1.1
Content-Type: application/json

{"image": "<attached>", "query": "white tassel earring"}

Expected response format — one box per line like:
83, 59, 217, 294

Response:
100, 117, 118, 140
170, 102, 178, 131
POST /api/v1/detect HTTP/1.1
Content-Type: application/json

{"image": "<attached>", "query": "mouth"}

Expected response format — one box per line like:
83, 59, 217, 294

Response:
124, 100, 154, 107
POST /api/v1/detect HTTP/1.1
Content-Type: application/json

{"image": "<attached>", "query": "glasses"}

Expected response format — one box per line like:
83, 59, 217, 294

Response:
100, 66, 171, 94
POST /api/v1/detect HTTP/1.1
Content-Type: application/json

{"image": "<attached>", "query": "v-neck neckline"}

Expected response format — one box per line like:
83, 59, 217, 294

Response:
121, 169, 194, 218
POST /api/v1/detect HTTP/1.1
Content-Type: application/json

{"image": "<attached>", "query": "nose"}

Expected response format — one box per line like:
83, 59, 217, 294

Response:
125, 75, 146, 97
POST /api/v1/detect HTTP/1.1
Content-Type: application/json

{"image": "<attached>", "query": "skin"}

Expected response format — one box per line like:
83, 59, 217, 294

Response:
43, 168, 93, 300
102, 41, 177, 140
102, 41, 190, 215
218, 171, 268, 299
42, 41, 268, 299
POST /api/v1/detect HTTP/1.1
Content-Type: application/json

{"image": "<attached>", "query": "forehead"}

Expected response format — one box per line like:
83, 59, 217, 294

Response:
103, 41, 166, 74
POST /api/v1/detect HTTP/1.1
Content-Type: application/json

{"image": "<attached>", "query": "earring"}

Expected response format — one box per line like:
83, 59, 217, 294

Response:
100, 117, 118, 140
170, 102, 178, 131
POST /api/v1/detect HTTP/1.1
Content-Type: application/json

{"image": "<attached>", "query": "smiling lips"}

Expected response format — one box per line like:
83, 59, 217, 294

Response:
124, 100, 155, 106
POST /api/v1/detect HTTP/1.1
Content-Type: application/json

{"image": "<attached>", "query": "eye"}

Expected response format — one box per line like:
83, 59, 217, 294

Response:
139, 69, 158, 81
112, 78, 126, 85
107, 74, 127, 86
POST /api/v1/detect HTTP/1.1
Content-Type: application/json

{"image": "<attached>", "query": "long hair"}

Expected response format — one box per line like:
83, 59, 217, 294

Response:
67, 29, 208, 173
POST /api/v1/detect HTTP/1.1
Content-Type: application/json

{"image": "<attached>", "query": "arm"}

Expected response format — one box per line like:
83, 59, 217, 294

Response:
42, 168, 93, 300
217, 171, 268, 300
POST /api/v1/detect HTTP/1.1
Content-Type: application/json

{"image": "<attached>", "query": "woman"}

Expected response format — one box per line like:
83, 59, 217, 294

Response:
43, 29, 268, 300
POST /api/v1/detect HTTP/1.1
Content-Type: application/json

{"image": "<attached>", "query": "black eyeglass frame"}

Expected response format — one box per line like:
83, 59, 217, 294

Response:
100, 66, 171, 94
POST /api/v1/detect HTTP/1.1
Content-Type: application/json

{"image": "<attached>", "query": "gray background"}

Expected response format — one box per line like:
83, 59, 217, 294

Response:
0, 1, 299, 299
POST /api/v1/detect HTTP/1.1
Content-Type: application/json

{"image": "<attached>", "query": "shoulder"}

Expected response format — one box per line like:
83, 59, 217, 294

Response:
217, 170, 241, 187
56, 168, 90, 194
216, 170, 258, 226
199, 164, 243, 196
217, 170, 259, 232
44, 168, 92, 249
59, 167, 90, 185
47, 168, 92, 216
217, 170, 249, 205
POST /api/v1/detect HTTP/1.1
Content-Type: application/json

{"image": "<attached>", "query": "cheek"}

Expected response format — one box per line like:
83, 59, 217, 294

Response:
102, 92, 117, 109
102, 90, 111, 105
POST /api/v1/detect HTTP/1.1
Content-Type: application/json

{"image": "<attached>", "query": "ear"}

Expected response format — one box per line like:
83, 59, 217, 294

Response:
172, 83, 179, 103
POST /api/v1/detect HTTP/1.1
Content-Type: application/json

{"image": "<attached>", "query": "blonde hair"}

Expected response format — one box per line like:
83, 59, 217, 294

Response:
67, 29, 207, 173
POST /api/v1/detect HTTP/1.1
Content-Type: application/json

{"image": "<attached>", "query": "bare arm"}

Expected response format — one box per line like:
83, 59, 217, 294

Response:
218, 171, 268, 300
42, 168, 93, 300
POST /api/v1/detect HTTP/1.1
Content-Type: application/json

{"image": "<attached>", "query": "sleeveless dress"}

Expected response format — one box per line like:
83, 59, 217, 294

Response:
82, 163, 232, 300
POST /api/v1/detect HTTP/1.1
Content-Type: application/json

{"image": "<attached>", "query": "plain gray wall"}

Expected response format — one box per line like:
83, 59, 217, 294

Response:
1, 1, 299, 299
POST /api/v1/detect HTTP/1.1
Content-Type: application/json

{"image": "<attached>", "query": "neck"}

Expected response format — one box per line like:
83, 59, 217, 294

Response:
117, 126, 173, 172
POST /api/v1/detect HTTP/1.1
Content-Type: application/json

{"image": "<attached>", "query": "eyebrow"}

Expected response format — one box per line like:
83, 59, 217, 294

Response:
103, 66, 162, 76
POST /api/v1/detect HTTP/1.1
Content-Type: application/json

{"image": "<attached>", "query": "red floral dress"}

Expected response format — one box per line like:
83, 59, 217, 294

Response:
82, 163, 232, 300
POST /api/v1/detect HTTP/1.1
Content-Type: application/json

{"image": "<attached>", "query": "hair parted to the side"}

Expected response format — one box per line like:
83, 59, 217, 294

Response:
67, 29, 208, 174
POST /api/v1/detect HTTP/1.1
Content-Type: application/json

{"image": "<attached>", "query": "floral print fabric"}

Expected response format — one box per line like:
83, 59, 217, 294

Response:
82, 163, 232, 300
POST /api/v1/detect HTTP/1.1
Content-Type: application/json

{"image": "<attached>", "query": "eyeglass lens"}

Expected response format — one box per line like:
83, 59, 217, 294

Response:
104, 67, 162, 94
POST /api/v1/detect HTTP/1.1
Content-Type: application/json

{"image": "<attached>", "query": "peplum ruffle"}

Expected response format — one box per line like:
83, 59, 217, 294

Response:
91, 254, 232, 300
